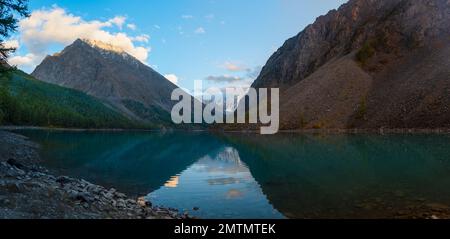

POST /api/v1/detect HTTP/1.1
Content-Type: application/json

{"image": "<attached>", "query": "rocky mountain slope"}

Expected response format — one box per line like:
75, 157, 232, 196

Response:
32, 39, 178, 126
251, 0, 450, 129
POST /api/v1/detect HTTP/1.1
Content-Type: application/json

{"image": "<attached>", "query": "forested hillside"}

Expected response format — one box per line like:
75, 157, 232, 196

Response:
0, 69, 138, 129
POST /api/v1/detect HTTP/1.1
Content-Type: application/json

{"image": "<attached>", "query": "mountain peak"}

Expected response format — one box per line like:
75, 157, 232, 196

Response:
77, 38, 126, 54
253, 0, 450, 89
248, 0, 450, 130
31, 37, 179, 125
58, 38, 145, 69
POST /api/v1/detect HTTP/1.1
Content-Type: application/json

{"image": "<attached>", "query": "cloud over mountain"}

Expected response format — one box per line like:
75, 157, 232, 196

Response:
223, 62, 249, 72
164, 74, 179, 84
206, 75, 243, 83
9, 6, 151, 70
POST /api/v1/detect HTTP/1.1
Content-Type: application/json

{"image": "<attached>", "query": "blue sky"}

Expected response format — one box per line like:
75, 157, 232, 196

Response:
9, 0, 347, 91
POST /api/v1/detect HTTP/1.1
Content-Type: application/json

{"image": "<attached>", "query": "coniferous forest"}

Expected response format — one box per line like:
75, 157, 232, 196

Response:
0, 69, 136, 128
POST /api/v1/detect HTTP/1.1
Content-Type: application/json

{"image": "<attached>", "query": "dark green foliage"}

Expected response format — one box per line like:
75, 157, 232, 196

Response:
0, 76, 18, 123
0, 0, 29, 60
0, 70, 138, 128
355, 42, 376, 66
122, 99, 173, 127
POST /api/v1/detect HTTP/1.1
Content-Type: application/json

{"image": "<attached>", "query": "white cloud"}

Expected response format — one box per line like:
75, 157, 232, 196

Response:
108, 16, 126, 29
164, 74, 179, 84
206, 75, 243, 83
181, 15, 193, 19
12, 6, 151, 69
154, 25, 161, 29
205, 65, 261, 93
2, 40, 39, 67
132, 34, 150, 43
223, 61, 249, 72
3, 39, 20, 49
194, 27, 206, 34
127, 23, 137, 30
8, 53, 39, 67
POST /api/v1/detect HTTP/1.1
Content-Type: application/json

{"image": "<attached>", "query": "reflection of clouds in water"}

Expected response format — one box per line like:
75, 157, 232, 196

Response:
208, 177, 241, 186
204, 163, 249, 174
164, 175, 180, 188
148, 146, 284, 219
191, 164, 208, 171
201, 147, 251, 175
162, 147, 248, 189
227, 189, 244, 199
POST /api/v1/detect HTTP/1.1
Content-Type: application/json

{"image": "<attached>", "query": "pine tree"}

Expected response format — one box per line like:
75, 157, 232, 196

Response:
0, 0, 29, 63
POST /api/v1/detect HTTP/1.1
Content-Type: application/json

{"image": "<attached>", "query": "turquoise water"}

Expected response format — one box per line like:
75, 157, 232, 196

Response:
14, 130, 450, 218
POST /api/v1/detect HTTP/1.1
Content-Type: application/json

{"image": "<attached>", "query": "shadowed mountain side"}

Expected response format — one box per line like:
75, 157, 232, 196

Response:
235, 0, 450, 130
351, 43, 450, 129
279, 54, 372, 129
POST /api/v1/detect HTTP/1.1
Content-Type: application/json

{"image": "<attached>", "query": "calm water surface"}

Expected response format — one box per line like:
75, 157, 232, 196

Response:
14, 130, 450, 218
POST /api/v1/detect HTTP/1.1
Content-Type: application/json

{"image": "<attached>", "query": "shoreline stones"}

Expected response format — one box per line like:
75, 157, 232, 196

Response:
0, 131, 183, 219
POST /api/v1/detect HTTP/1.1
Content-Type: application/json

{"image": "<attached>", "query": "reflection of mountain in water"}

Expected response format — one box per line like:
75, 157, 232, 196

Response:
147, 147, 283, 219
216, 147, 246, 166
18, 130, 224, 195
19, 129, 450, 219
223, 133, 450, 218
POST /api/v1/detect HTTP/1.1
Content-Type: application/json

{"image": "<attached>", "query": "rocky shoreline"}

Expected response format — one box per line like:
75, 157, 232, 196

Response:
221, 128, 450, 135
3, 125, 450, 135
0, 130, 185, 219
